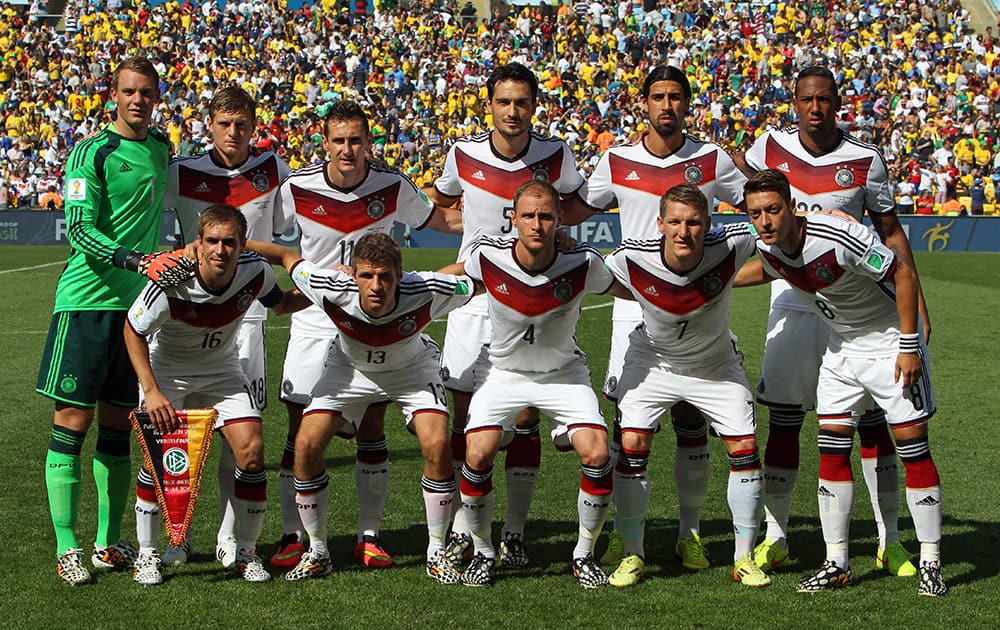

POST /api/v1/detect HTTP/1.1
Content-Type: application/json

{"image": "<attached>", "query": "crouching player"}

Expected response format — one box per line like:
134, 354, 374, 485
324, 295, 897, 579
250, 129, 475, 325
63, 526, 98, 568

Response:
604, 184, 769, 588
741, 170, 946, 596
123, 204, 306, 585
441, 180, 618, 588
249, 232, 475, 583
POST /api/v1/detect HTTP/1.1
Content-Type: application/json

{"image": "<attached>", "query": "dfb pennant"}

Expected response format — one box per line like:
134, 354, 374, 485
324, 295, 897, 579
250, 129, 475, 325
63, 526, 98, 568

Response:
130, 408, 217, 546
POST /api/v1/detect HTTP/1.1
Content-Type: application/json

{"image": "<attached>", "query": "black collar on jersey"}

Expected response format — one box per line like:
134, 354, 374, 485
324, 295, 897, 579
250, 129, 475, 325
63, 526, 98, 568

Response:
489, 131, 532, 163
323, 160, 370, 194
642, 133, 687, 160
209, 147, 251, 171
659, 235, 704, 276
195, 266, 238, 296
799, 128, 844, 159
510, 239, 558, 276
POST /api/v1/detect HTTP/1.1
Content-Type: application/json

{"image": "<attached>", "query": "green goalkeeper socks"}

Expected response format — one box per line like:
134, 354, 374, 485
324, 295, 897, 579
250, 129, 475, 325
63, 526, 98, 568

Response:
46, 426, 85, 555
93, 427, 131, 548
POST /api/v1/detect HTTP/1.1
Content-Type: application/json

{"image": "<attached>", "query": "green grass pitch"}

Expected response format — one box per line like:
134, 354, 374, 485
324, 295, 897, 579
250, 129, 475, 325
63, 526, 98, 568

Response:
0, 245, 998, 627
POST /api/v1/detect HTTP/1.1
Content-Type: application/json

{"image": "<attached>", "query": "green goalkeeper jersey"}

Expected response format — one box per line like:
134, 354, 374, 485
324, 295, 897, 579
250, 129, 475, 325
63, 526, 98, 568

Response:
54, 124, 171, 312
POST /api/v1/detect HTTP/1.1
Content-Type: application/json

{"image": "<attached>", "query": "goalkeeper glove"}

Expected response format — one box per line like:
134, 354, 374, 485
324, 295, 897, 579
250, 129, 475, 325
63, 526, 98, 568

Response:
117, 249, 195, 288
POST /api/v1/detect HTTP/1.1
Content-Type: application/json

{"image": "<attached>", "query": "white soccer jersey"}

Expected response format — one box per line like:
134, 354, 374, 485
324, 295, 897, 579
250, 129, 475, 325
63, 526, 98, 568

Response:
463, 236, 614, 373
756, 214, 901, 357
164, 150, 292, 322
581, 135, 747, 242
434, 131, 584, 264
127, 253, 281, 373
605, 223, 757, 369
745, 127, 896, 312
289, 259, 474, 372
278, 161, 436, 337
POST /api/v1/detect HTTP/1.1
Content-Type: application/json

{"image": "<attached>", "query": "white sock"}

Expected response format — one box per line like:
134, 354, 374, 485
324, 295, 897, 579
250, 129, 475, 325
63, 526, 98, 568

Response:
613, 471, 649, 558
675, 444, 710, 540
907, 486, 943, 563
279, 467, 300, 539
503, 466, 537, 539
422, 476, 456, 558
819, 480, 855, 567
296, 478, 329, 556
862, 453, 900, 549
217, 439, 237, 543
574, 488, 610, 559
135, 497, 160, 553
461, 489, 495, 558
762, 466, 797, 544
728, 469, 763, 560
355, 449, 390, 540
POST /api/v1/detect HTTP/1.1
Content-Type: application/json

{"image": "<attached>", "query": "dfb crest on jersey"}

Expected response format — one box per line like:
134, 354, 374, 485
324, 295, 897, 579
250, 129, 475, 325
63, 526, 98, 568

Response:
553, 280, 573, 303
252, 173, 270, 192
684, 165, 704, 185
236, 292, 254, 312
367, 199, 386, 219
532, 167, 549, 182
702, 274, 722, 297
835, 168, 855, 188
814, 264, 835, 284
397, 319, 417, 336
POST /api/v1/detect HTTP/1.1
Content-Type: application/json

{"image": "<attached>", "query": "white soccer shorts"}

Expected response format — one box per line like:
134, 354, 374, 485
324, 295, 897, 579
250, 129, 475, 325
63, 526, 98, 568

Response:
816, 349, 936, 427
466, 355, 607, 447
440, 304, 492, 392
603, 314, 641, 400
756, 306, 830, 410
616, 343, 756, 440
305, 338, 449, 432
236, 320, 267, 410
142, 368, 261, 430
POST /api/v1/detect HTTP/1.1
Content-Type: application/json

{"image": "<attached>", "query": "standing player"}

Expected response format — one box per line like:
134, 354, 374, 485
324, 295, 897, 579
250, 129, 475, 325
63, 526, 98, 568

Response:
426, 62, 589, 567
446, 180, 618, 588
273, 100, 462, 570
160, 85, 291, 568
36, 57, 191, 585
740, 66, 929, 576
578, 65, 747, 569
249, 232, 474, 584
123, 204, 304, 586
604, 184, 770, 589
741, 169, 946, 596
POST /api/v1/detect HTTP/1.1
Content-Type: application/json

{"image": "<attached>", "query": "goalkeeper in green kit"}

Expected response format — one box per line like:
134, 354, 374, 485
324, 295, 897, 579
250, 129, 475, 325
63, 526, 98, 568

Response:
36, 56, 194, 585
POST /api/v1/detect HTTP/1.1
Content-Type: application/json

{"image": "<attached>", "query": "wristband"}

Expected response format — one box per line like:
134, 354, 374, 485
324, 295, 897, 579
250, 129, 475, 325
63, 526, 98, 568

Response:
898, 333, 920, 354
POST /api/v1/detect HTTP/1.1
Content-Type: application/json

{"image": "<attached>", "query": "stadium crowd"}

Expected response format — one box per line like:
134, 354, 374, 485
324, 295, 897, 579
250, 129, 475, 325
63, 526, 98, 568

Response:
2, 0, 1000, 213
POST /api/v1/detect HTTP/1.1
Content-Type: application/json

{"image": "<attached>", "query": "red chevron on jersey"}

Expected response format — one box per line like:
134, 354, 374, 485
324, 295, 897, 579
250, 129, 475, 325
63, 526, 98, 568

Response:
609, 151, 719, 197
292, 181, 401, 232
764, 137, 874, 195
455, 146, 566, 197
480, 255, 589, 316
760, 249, 846, 294
167, 270, 265, 328
176, 157, 280, 207
625, 249, 736, 315
322, 299, 432, 347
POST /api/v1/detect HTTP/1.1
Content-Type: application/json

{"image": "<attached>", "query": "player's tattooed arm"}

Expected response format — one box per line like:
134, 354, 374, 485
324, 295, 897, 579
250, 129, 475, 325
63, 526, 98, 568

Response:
426, 204, 464, 234
269, 289, 312, 316
559, 192, 601, 227
122, 320, 178, 433
870, 211, 931, 343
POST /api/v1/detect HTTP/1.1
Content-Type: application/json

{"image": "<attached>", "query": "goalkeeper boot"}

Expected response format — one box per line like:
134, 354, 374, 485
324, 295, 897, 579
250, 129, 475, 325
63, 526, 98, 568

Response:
57, 548, 92, 586
92, 540, 137, 571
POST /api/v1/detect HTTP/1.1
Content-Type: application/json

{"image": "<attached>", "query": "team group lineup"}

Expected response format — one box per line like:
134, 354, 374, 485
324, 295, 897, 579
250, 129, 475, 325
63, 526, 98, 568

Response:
37, 55, 947, 596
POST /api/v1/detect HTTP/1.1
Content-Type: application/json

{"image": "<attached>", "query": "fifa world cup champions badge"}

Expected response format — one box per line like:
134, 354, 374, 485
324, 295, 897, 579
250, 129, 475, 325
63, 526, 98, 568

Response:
131, 409, 217, 545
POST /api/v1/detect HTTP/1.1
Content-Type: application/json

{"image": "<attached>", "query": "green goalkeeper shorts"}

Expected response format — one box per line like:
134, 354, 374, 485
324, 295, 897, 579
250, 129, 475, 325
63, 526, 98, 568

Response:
37, 310, 139, 408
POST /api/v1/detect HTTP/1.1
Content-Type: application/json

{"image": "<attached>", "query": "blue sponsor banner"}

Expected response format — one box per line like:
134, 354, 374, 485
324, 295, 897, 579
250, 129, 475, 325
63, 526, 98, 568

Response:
4, 211, 998, 253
